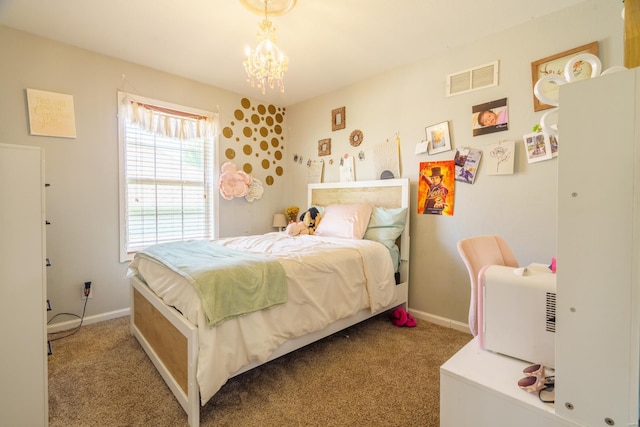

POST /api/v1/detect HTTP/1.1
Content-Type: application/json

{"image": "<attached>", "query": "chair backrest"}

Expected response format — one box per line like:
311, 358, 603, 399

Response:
457, 235, 518, 336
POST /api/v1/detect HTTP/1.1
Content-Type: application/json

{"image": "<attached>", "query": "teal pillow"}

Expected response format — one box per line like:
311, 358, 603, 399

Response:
363, 207, 408, 249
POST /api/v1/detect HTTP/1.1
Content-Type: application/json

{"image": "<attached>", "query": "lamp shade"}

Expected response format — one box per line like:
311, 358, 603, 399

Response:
272, 213, 287, 230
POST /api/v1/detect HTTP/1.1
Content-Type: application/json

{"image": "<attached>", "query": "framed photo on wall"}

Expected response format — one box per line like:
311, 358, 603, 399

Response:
425, 121, 452, 154
523, 132, 553, 164
331, 107, 345, 131
530, 41, 599, 111
472, 98, 508, 137
318, 138, 331, 156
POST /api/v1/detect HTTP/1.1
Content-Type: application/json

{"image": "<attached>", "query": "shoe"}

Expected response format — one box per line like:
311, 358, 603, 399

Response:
405, 313, 417, 327
390, 307, 407, 326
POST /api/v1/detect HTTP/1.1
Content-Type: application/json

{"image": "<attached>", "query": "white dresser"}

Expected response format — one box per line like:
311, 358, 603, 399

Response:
0, 143, 48, 426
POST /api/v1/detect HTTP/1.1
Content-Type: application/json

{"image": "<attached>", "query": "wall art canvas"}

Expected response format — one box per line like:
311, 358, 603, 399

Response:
26, 88, 77, 138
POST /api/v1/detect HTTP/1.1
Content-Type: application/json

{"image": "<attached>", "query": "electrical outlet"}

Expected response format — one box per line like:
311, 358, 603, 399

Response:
82, 281, 92, 299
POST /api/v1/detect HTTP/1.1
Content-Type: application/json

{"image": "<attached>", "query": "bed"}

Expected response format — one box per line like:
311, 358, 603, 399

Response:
128, 178, 410, 426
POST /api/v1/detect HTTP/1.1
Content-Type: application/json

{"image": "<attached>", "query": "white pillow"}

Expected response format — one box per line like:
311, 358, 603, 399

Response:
313, 204, 373, 239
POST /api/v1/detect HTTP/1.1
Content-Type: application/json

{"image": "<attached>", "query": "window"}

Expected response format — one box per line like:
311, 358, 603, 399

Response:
117, 92, 217, 262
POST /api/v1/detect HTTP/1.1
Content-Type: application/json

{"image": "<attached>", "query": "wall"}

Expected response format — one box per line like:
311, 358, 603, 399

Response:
0, 27, 287, 325
285, 0, 624, 328
0, 0, 626, 331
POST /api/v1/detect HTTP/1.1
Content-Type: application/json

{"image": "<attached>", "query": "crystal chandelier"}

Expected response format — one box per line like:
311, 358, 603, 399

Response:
243, 0, 289, 94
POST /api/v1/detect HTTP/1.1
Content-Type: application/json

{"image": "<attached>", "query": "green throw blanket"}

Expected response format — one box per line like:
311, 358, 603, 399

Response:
136, 240, 287, 327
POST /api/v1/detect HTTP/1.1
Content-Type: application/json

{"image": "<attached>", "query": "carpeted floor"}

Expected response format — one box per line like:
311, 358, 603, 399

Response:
47, 313, 471, 427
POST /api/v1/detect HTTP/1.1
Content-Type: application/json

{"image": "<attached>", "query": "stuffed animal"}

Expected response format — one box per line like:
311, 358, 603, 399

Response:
285, 207, 321, 236
301, 207, 321, 235
285, 220, 309, 236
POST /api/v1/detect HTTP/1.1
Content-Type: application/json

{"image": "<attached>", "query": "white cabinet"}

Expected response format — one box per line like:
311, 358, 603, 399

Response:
556, 68, 639, 427
441, 69, 640, 427
0, 143, 48, 426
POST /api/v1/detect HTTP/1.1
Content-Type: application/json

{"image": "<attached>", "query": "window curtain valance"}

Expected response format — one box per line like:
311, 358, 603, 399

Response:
119, 92, 218, 141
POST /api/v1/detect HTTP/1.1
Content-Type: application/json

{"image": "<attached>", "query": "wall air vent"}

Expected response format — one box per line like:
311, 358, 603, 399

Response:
546, 292, 556, 333
446, 61, 499, 97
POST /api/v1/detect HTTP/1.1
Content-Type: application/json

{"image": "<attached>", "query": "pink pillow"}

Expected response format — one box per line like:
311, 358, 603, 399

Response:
314, 204, 373, 239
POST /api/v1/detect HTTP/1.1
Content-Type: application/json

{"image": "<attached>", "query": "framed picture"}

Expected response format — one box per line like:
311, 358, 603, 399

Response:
318, 138, 331, 156
472, 98, 508, 137
425, 121, 452, 155
331, 107, 345, 131
530, 41, 599, 111
523, 132, 553, 164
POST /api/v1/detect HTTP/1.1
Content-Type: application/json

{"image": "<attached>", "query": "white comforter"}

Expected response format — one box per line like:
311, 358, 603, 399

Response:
128, 232, 396, 403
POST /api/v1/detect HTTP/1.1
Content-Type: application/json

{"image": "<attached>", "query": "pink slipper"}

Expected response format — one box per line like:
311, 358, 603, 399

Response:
391, 307, 407, 326
405, 313, 417, 328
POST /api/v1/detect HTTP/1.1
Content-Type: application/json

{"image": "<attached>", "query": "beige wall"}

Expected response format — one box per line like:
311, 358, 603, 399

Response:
0, 27, 287, 323
285, 0, 624, 327
0, 0, 625, 329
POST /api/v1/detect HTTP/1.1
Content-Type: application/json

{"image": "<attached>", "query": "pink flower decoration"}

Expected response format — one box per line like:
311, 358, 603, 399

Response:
218, 162, 252, 200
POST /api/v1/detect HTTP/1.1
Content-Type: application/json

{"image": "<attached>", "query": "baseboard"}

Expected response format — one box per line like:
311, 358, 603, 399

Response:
47, 308, 131, 333
46, 306, 466, 335
408, 307, 471, 335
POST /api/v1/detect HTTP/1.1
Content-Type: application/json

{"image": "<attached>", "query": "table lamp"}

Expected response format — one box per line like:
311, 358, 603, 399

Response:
272, 213, 287, 231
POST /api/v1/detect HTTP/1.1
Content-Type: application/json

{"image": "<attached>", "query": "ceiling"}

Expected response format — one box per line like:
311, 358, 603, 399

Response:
0, 0, 585, 107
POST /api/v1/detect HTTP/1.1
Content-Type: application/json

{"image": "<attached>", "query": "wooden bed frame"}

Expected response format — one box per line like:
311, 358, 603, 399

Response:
129, 178, 410, 426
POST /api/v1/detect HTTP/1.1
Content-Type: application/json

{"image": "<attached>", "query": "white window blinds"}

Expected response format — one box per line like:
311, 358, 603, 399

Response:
117, 92, 218, 261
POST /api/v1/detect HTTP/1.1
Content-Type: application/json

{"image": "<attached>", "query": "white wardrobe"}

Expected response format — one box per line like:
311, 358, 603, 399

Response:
556, 67, 639, 426
0, 143, 48, 426
440, 68, 639, 426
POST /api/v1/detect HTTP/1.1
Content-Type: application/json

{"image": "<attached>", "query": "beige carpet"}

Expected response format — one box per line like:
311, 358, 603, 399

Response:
48, 313, 471, 427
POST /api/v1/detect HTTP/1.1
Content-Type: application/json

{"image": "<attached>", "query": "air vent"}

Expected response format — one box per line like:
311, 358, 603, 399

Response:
446, 61, 499, 96
546, 292, 556, 333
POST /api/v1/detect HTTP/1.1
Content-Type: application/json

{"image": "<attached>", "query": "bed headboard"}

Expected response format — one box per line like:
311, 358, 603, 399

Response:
307, 178, 410, 283
308, 178, 409, 210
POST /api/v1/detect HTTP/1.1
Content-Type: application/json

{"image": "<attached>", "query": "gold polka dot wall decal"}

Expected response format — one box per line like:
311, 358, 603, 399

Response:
219, 97, 288, 187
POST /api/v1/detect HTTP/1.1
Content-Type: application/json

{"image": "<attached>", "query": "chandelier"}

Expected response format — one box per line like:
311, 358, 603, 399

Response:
243, 0, 290, 94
